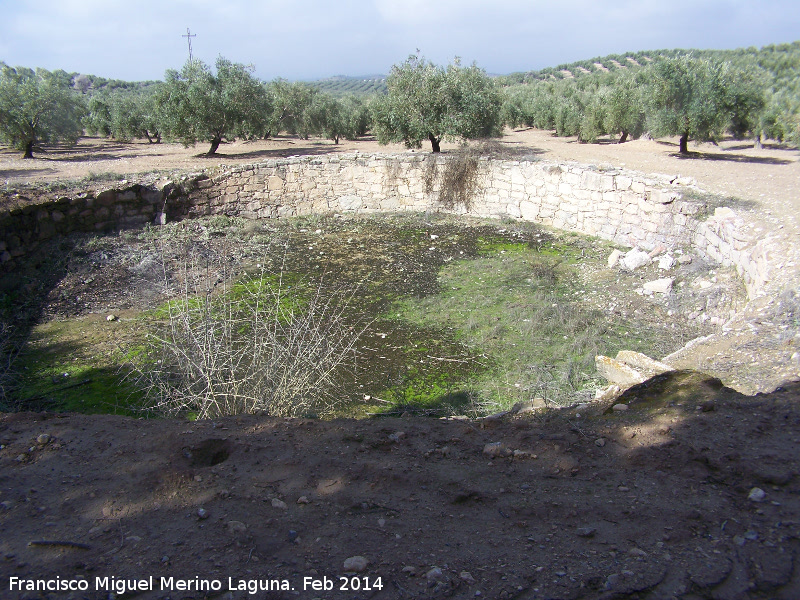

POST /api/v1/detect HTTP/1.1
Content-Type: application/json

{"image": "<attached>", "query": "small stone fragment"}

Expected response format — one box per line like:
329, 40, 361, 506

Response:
622, 248, 651, 271
227, 520, 247, 533
197, 508, 209, 520
748, 487, 766, 502
483, 442, 507, 458
643, 277, 674, 295
612, 403, 629, 412
714, 207, 736, 219
595, 355, 646, 386
271, 498, 288, 510
460, 571, 476, 584
608, 249, 623, 268
594, 438, 606, 447
343, 556, 369, 572
677, 254, 693, 265
576, 527, 597, 538
388, 431, 406, 442
36, 434, 51, 445
595, 384, 621, 401
628, 547, 647, 557
658, 254, 675, 270
106, 314, 117, 322
401, 566, 417, 574
296, 496, 310, 505
426, 567, 444, 581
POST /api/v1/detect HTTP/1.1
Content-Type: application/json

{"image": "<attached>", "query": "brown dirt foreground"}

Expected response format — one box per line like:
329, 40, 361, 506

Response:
2, 372, 800, 600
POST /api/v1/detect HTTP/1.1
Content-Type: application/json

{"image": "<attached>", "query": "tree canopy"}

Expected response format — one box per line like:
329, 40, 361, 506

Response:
158, 57, 268, 155
372, 54, 502, 152
647, 55, 764, 153
0, 64, 84, 158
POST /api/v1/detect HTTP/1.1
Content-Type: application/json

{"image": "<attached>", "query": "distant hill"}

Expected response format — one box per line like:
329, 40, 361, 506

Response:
63, 39, 799, 100
497, 41, 800, 88
309, 75, 387, 96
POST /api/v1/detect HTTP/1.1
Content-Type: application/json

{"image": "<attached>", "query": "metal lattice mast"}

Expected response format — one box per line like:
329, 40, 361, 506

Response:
182, 28, 196, 64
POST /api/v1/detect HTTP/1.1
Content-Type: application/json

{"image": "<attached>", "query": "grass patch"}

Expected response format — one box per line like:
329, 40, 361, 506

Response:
14, 318, 142, 414
389, 239, 676, 412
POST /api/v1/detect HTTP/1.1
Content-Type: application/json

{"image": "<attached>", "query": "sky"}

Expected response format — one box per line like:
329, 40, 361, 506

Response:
1, 0, 798, 82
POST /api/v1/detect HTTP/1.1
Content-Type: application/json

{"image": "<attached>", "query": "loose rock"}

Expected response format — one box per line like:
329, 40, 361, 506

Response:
483, 442, 508, 458
608, 249, 623, 268
343, 556, 369, 572
271, 498, 288, 510
227, 521, 247, 533
426, 567, 444, 581
643, 277, 674, 295
748, 487, 766, 502
622, 248, 651, 271
595, 355, 646, 386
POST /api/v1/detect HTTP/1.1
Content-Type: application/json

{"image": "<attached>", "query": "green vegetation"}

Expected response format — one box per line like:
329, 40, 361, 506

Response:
3, 214, 712, 419
13, 318, 141, 415
0, 64, 84, 158
372, 54, 503, 152
2, 41, 797, 155
498, 41, 800, 148
387, 237, 668, 412
158, 57, 269, 155
312, 75, 387, 97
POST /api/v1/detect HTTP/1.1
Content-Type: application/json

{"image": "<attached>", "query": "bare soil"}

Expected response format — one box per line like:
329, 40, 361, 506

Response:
2, 376, 800, 600
2, 131, 800, 599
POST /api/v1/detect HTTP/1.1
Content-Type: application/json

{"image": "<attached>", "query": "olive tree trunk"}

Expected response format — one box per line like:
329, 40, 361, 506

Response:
429, 134, 441, 153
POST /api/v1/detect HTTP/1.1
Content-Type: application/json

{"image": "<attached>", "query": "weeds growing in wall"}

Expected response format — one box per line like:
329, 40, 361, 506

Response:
424, 145, 483, 212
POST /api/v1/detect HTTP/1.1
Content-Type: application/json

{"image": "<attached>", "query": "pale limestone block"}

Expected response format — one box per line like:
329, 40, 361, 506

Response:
519, 200, 539, 220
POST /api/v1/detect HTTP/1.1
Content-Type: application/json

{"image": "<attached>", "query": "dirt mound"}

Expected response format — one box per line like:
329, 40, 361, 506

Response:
2, 375, 800, 599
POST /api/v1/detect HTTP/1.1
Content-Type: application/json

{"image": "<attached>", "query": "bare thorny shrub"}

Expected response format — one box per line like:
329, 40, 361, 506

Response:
128, 244, 370, 419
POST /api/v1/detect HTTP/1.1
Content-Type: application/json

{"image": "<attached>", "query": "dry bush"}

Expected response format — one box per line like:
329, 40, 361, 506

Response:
424, 145, 483, 212
129, 249, 369, 419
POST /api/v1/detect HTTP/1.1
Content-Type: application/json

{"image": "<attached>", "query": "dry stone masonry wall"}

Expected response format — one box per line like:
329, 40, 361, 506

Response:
0, 153, 777, 301
184, 154, 771, 299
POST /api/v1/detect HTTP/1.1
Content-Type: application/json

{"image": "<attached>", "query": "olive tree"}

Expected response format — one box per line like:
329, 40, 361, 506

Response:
646, 56, 762, 154
0, 64, 84, 158
602, 72, 647, 143
267, 79, 318, 139
157, 57, 268, 155
372, 54, 502, 152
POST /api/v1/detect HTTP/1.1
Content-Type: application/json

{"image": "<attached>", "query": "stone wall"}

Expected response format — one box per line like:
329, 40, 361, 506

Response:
0, 153, 772, 298
183, 154, 769, 298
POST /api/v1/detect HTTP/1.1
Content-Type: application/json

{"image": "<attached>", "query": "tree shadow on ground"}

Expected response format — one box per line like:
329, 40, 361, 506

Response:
193, 145, 350, 160
0, 167, 56, 179
670, 151, 793, 165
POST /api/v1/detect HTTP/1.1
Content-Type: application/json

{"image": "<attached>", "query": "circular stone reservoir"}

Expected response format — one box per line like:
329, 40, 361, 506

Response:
1, 153, 797, 416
